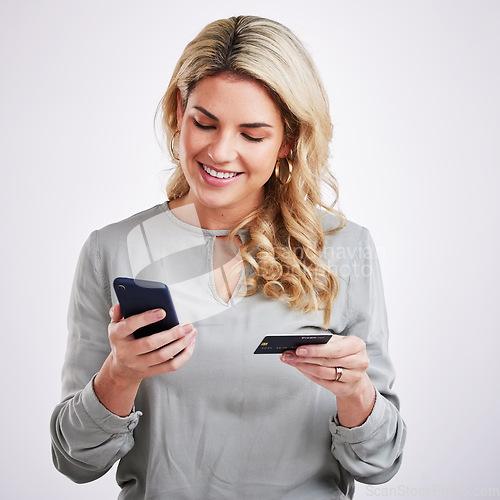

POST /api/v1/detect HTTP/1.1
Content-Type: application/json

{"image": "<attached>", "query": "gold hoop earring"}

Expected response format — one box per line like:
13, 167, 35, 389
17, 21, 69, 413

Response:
275, 157, 293, 185
170, 131, 180, 161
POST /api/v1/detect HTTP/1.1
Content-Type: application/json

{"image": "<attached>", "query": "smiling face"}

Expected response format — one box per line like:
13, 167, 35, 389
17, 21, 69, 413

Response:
174, 73, 291, 228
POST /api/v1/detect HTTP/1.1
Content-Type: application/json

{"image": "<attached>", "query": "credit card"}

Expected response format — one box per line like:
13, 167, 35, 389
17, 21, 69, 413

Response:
254, 334, 332, 354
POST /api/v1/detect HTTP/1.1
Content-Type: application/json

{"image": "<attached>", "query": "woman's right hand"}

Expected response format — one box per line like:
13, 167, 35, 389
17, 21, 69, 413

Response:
94, 304, 197, 416
107, 303, 197, 381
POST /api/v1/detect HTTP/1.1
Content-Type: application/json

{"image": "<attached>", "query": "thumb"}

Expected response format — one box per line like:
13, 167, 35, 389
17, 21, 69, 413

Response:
109, 304, 123, 322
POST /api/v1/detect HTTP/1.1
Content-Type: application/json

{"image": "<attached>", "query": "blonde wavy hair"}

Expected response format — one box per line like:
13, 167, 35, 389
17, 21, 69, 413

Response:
160, 15, 345, 327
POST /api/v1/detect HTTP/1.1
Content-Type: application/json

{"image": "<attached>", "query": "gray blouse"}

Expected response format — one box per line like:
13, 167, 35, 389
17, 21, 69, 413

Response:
50, 203, 406, 499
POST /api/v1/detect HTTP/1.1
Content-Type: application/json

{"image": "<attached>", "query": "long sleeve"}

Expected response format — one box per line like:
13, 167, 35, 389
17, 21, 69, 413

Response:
329, 228, 407, 484
50, 231, 141, 483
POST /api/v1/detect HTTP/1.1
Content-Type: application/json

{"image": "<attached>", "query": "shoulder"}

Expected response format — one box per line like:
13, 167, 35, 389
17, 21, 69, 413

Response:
318, 209, 368, 248
92, 203, 169, 244
318, 209, 377, 274
83, 203, 171, 262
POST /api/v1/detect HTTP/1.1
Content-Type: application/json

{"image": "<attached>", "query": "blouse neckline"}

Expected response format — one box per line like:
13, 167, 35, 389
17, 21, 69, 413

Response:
162, 202, 250, 241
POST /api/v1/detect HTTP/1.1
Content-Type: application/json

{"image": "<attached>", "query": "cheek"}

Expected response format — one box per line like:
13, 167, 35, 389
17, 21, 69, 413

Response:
179, 129, 201, 162
246, 145, 278, 175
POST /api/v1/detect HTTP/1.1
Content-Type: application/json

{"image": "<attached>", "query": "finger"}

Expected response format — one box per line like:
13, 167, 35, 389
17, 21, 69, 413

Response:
281, 350, 358, 369
110, 308, 166, 342
109, 304, 123, 322
146, 337, 197, 378
283, 356, 343, 382
142, 328, 197, 368
122, 308, 167, 334
135, 323, 195, 355
294, 335, 366, 360
296, 370, 348, 395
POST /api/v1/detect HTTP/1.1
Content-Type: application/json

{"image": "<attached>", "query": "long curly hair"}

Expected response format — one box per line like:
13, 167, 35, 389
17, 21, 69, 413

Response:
160, 15, 345, 326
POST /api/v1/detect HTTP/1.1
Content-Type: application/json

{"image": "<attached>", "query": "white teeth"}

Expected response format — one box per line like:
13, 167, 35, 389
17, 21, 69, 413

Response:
202, 164, 238, 179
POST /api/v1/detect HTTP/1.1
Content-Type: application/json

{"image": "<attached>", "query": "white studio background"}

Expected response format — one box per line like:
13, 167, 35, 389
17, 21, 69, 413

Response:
1, 0, 499, 498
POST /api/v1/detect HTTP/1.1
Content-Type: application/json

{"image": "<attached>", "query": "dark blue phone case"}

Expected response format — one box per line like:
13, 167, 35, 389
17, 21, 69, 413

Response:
113, 277, 179, 338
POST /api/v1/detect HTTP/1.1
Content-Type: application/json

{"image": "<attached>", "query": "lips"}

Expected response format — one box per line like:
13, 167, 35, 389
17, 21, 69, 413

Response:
201, 163, 241, 179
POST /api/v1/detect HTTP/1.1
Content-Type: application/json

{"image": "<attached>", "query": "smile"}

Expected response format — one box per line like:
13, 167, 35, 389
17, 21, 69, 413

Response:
201, 164, 240, 179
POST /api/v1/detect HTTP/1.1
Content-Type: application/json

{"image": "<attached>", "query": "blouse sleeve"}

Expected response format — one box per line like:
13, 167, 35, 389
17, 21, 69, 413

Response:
50, 231, 142, 483
329, 227, 407, 484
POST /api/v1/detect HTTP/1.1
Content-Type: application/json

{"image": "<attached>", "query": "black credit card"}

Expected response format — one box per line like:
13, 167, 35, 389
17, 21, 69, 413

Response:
254, 334, 332, 354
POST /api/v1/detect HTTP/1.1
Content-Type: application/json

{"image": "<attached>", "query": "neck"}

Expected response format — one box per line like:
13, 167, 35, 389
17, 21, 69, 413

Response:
169, 194, 258, 231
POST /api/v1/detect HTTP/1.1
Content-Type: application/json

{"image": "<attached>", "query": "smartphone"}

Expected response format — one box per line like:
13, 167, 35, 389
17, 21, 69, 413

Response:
254, 334, 332, 354
113, 277, 179, 339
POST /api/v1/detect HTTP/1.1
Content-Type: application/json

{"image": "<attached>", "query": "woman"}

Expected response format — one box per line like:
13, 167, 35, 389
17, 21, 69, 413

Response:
51, 15, 406, 499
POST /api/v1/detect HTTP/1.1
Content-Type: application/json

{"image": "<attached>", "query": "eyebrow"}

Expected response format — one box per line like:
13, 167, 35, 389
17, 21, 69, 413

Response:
194, 106, 273, 129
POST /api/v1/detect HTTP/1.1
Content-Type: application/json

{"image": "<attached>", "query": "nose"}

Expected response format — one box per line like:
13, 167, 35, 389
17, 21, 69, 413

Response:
207, 131, 238, 164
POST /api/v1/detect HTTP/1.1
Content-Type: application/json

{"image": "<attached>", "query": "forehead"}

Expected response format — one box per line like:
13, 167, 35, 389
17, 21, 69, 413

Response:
186, 74, 282, 120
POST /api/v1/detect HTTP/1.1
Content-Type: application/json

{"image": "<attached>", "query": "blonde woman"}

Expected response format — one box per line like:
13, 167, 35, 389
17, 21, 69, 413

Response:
51, 16, 406, 499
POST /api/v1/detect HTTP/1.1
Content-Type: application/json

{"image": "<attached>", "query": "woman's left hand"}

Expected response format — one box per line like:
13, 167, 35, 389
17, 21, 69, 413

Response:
280, 334, 376, 428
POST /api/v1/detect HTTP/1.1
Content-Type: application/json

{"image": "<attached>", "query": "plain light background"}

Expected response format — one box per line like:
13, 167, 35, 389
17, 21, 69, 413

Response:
2, 0, 499, 498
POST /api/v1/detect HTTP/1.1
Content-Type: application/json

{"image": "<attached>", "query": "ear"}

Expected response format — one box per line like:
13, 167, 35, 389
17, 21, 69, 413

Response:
278, 139, 294, 159
176, 90, 184, 129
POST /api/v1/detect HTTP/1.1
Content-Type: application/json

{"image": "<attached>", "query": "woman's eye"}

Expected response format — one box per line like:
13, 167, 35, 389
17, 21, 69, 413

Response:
193, 119, 215, 130
193, 119, 263, 142
242, 134, 264, 143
